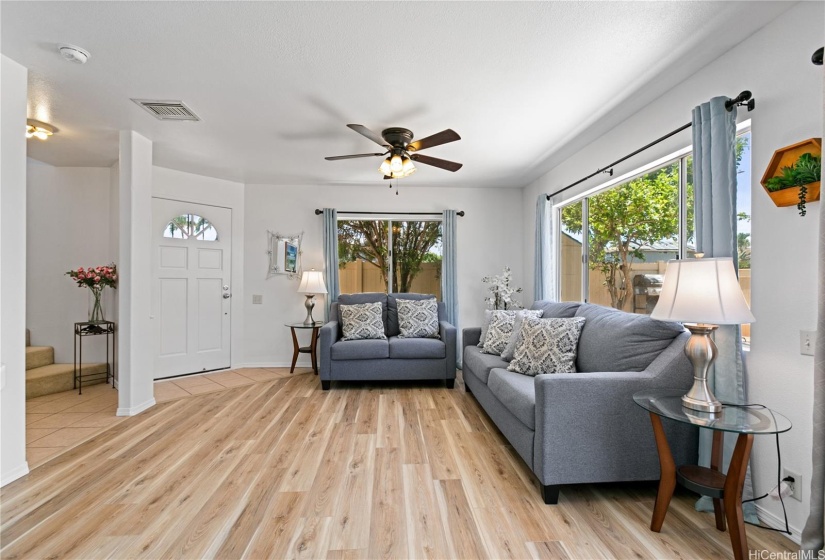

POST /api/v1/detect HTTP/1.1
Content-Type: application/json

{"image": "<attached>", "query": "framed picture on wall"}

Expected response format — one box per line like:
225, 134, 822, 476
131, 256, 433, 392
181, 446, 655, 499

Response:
284, 240, 298, 273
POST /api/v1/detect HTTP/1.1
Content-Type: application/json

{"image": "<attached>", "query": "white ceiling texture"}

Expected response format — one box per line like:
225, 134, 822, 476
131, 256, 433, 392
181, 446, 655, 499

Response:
2, 1, 792, 188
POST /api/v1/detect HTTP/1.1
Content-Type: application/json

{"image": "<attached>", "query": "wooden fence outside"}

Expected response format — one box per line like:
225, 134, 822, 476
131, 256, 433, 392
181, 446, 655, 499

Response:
339, 260, 442, 299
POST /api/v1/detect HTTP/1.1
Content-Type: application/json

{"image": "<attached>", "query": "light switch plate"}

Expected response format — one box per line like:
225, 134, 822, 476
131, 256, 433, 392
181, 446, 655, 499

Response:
252, 294, 263, 305
801, 330, 817, 356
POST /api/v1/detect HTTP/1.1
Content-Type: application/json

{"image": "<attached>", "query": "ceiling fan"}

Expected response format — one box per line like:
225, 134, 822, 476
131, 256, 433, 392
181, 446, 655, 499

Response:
325, 124, 462, 179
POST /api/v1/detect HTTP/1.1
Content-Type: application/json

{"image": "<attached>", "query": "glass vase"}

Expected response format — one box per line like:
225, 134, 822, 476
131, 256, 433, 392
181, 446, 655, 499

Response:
88, 287, 105, 323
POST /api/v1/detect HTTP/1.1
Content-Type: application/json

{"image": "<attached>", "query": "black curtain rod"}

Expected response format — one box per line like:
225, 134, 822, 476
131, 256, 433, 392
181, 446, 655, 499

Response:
546, 90, 755, 201
314, 209, 464, 217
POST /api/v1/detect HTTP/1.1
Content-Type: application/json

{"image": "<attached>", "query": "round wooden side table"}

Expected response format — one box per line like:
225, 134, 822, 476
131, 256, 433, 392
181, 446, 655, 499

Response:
285, 322, 323, 375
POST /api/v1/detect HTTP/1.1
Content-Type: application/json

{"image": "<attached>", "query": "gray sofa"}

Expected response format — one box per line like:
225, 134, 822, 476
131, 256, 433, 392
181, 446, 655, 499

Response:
462, 300, 699, 504
319, 293, 457, 390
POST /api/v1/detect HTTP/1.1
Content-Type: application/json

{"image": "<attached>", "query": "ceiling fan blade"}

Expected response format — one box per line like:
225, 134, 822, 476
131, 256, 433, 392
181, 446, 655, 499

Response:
407, 129, 461, 152
410, 153, 463, 172
325, 153, 385, 161
347, 124, 391, 148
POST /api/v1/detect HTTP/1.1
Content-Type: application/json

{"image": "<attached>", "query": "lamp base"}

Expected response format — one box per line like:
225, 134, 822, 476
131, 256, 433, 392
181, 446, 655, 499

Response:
682, 324, 722, 414
303, 294, 316, 325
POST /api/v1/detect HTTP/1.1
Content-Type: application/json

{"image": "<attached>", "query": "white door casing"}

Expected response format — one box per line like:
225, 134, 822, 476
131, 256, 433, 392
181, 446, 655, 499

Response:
152, 198, 231, 379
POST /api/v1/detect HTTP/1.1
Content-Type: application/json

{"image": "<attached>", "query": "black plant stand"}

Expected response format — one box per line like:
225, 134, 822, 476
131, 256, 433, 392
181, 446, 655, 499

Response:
73, 321, 116, 395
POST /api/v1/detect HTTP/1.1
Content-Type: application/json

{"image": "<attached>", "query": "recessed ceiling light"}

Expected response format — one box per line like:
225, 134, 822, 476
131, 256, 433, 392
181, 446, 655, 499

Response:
26, 119, 57, 140
57, 44, 90, 64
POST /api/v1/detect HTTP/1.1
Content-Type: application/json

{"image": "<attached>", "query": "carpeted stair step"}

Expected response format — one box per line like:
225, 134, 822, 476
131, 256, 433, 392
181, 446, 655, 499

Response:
26, 363, 109, 399
26, 346, 54, 370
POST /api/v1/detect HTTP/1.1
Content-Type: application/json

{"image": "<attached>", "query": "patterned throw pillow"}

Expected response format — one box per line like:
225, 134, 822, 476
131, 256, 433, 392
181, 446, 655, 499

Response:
397, 298, 440, 339
481, 310, 543, 356
478, 310, 494, 348
502, 313, 533, 362
340, 302, 387, 341
507, 316, 586, 376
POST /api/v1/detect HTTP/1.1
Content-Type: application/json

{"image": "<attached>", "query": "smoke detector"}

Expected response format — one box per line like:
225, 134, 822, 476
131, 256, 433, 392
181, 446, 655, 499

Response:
58, 44, 90, 64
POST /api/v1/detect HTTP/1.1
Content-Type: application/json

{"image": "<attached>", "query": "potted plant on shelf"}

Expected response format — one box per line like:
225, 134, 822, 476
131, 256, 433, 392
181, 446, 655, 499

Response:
66, 264, 118, 323
760, 138, 821, 217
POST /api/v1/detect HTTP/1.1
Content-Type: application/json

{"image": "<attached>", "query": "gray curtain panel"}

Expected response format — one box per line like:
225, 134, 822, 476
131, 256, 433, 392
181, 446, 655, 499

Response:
693, 96, 757, 522
442, 210, 461, 367
322, 208, 340, 321
801, 153, 825, 550
534, 194, 556, 301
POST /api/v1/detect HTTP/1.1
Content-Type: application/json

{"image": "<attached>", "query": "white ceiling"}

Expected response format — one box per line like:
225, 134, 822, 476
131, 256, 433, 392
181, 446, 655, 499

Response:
2, 1, 792, 188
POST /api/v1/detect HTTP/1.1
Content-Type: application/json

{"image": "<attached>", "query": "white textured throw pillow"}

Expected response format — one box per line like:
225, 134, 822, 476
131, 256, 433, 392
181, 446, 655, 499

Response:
507, 316, 586, 376
397, 298, 440, 339
340, 302, 387, 341
481, 310, 543, 356
477, 310, 494, 348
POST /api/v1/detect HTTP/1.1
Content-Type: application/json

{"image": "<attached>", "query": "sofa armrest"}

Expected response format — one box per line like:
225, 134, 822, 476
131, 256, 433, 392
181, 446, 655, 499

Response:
462, 327, 481, 349
440, 321, 457, 379
319, 321, 340, 380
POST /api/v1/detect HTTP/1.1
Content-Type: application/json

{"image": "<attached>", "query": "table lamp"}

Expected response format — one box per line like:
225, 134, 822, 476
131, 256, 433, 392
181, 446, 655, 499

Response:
650, 257, 755, 413
298, 269, 327, 325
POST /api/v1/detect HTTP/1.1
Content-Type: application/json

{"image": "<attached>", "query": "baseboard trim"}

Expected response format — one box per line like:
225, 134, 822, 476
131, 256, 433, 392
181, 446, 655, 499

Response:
117, 397, 156, 417
1, 461, 30, 487
755, 503, 802, 544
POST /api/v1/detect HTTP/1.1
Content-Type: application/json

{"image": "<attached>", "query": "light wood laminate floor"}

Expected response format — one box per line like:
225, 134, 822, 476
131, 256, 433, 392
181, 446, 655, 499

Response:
3, 371, 795, 559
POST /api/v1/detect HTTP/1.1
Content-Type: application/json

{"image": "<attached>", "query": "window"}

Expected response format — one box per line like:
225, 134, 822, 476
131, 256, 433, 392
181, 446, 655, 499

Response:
338, 219, 443, 298
163, 214, 218, 240
558, 129, 751, 321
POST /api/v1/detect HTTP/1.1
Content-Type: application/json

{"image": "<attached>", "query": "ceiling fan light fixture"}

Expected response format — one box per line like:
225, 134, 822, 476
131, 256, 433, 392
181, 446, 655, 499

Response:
390, 153, 403, 173
379, 157, 392, 176
25, 119, 57, 140
402, 156, 416, 177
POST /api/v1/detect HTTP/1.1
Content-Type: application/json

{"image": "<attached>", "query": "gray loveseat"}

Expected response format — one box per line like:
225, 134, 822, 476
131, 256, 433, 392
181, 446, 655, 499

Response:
319, 293, 457, 390
462, 300, 699, 504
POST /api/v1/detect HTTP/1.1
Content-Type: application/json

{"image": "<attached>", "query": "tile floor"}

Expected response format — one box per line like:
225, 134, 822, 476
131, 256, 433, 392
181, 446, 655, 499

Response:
25, 366, 313, 468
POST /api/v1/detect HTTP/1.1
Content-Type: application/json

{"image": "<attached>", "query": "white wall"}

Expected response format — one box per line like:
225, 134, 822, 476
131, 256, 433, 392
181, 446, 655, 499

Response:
26, 160, 114, 363
1, 54, 30, 486
521, 2, 823, 539
152, 166, 245, 369
243, 184, 524, 366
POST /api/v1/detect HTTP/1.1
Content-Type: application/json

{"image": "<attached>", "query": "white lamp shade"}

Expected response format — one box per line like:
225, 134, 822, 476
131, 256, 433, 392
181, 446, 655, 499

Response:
298, 270, 328, 295
650, 257, 755, 325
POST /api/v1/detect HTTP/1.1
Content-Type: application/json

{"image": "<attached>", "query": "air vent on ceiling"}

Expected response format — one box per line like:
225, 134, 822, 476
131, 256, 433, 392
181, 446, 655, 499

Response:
131, 99, 200, 121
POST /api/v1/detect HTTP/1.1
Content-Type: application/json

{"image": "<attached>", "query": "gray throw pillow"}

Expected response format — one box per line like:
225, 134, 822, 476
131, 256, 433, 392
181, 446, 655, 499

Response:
478, 310, 494, 348
397, 298, 440, 339
507, 316, 586, 376
502, 311, 546, 361
482, 310, 543, 356
340, 302, 387, 341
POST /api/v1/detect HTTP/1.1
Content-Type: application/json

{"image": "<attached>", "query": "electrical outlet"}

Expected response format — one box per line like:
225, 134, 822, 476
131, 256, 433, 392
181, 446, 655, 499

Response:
801, 330, 817, 356
252, 294, 263, 305
783, 468, 802, 501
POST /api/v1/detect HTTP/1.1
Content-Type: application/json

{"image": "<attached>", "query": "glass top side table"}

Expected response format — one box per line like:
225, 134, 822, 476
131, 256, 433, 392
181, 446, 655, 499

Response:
285, 322, 323, 375
634, 390, 791, 560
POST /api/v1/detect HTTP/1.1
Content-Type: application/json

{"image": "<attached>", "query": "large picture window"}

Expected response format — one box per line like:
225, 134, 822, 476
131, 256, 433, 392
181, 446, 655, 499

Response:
558, 130, 751, 325
337, 219, 443, 298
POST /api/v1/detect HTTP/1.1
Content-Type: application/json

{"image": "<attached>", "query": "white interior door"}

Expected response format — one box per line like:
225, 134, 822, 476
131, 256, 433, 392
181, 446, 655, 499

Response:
152, 198, 231, 379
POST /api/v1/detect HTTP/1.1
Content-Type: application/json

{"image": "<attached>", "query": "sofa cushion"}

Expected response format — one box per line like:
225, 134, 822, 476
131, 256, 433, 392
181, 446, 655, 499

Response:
387, 293, 436, 337
574, 303, 686, 372
397, 298, 440, 339
388, 336, 446, 359
530, 300, 581, 318
488, 368, 536, 430
462, 346, 508, 384
340, 302, 387, 341
338, 293, 388, 336
507, 317, 585, 376
330, 339, 390, 360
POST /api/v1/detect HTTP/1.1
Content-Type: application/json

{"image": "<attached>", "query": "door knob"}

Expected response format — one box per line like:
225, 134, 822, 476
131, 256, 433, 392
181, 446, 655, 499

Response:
223, 293, 232, 299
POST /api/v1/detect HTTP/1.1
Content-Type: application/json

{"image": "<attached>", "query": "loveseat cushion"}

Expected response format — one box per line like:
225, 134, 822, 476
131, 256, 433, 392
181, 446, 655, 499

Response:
463, 346, 508, 384
388, 336, 446, 359
387, 293, 436, 337
530, 300, 581, 318
488, 368, 536, 430
574, 303, 686, 372
330, 339, 389, 360
338, 293, 388, 336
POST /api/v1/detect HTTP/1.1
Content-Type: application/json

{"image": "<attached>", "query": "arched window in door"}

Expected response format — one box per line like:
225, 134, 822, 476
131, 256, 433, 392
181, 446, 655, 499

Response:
163, 213, 218, 241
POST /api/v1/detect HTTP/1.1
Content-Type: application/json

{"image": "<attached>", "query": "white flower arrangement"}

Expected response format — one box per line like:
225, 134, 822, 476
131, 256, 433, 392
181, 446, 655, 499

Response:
482, 266, 523, 310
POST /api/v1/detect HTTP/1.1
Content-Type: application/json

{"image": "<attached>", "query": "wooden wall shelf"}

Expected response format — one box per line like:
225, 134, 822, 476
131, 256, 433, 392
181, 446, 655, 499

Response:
760, 138, 821, 208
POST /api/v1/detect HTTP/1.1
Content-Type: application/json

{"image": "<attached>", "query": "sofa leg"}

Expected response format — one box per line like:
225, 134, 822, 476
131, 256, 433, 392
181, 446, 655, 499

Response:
321, 380, 330, 391
464, 382, 471, 393
446, 379, 455, 389
541, 484, 560, 504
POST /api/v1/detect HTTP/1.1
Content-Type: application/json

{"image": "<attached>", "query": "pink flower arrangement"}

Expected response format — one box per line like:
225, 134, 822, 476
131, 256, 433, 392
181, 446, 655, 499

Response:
66, 264, 118, 290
